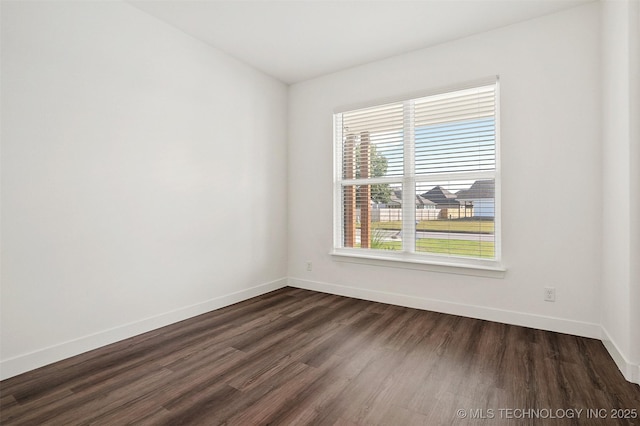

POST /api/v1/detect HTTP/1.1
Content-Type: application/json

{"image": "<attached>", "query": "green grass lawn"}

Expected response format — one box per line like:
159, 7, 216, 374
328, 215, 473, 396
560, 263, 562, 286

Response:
362, 238, 495, 259
416, 238, 495, 258
367, 219, 494, 234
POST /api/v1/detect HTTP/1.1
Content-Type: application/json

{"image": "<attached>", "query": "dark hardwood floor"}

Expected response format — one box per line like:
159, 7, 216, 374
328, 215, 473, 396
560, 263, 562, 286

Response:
1, 287, 639, 425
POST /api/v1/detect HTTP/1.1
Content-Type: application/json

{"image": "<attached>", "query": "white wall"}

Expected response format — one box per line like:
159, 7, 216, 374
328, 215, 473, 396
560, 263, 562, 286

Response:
601, 0, 640, 384
288, 4, 603, 338
0, 1, 288, 379
632, 0, 640, 384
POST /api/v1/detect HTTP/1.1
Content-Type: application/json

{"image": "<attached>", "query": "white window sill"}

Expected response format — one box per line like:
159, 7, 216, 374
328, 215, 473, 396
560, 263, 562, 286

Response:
330, 248, 506, 278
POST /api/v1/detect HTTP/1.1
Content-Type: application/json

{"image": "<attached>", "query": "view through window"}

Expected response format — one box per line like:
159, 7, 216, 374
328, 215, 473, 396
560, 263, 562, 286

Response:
334, 81, 499, 263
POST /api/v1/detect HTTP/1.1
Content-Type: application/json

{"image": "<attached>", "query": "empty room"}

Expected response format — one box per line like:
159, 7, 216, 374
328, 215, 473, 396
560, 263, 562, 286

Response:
1, 0, 639, 424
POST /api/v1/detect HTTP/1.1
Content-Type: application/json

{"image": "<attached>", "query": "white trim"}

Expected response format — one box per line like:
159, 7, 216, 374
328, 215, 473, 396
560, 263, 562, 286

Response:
4, 278, 637, 386
288, 277, 601, 339
601, 327, 640, 385
340, 176, 403, 186
402, 99, 416, 252
493, 78, 503, 262
333, 114, 343, 250
331, 248, 506, 277
0, 278, 288, 380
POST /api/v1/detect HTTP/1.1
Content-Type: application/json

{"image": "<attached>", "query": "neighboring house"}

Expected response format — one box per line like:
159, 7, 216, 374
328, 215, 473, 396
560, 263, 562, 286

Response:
421, 186, 470, 219
372, 189, 437, 210
372, 189, 438, 221
415, 193, 438, 220
416, 194, 436, 210
373, 183, 494, 220
386, 189, 403, 208
456, 180, 495, 218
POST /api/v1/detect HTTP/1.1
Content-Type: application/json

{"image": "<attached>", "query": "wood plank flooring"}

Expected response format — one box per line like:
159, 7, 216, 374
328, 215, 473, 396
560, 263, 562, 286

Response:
1, 287, 639, 425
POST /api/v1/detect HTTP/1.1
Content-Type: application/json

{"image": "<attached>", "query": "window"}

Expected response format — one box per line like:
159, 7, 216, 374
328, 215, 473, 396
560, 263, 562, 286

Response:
333, 79, 500, 269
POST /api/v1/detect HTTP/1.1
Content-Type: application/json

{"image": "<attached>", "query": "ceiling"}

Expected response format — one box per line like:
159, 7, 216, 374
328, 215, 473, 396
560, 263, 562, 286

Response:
128, 0, 592, 84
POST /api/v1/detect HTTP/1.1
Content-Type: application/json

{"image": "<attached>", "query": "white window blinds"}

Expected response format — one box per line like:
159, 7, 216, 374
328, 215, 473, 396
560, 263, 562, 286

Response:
414, 85, 496, 176
341, 103, 404, 180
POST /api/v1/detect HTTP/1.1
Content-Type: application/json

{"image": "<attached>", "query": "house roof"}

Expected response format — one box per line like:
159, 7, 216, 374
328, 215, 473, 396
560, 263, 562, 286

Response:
416, 194, 435, 207
388, 190, 402, 206
385, 190, 436, 207
456, 180, 495, 199
421, 186, 460, 207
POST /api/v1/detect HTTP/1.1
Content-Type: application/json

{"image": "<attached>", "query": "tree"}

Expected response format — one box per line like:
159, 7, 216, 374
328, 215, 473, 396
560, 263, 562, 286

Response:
355, 143, 392, 204
370, 146, 392, 204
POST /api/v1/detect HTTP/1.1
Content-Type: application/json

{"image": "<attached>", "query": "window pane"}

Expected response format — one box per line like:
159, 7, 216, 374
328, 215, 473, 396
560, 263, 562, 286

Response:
415, 180, 495, 259
335, 81, 499, 263
342, 103, 404, 179
341, 184, 402, 251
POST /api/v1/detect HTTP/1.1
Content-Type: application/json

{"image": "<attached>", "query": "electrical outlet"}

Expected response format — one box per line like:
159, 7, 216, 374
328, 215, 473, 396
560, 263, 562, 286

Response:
306, 261, 312, 271
544, 287, 556, 302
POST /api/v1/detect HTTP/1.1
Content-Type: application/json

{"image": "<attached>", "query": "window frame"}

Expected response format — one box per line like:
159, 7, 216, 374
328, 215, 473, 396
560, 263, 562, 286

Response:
332, 77, 504, 273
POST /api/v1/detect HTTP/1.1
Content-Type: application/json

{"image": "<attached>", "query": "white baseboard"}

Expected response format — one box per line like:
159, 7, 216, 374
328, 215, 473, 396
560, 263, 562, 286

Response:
288, 277, 602, 339
5, 277, 637, 386
601, 327, 640, 385
0, 278, 288, 381
289, 277, 640, 385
